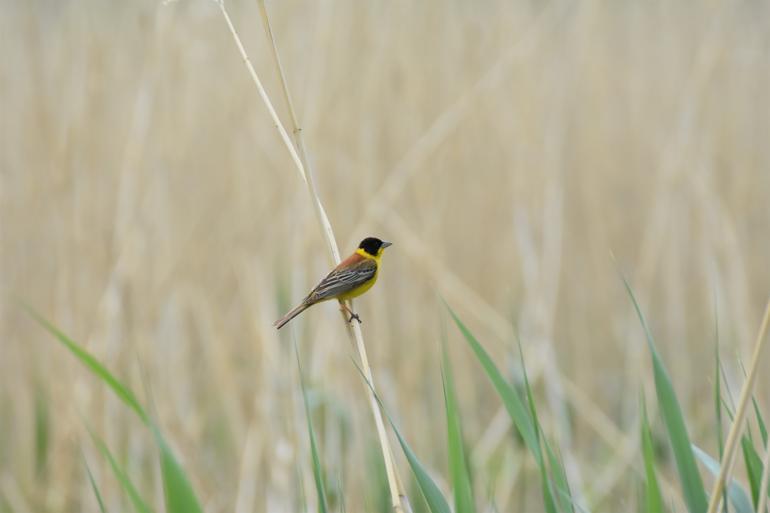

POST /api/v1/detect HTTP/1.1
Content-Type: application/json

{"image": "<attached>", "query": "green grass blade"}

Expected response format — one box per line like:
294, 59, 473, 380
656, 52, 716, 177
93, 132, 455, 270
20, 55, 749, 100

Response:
740, 436, 762, 508
84, 457, 108, 513
734, 360, 767, 446
441, 344, 475, 513
24, 306, 203, 513
409, 474, 431, 513
554, 483, 591, 513
536, 446, 559, 513
751, 398, 768, 448
518, 343, 559, 513
544, 439, 573, 513
721, 364, 737, 415
447, 304, 566, 512
445, 305, 539, 462
34, 387, 50, 479
365, 441, 390, 513
153, 432, 203, 513
22, 305, 149, 425
295, 343, 329, 513
641, 398, 665, 513
715, 329, 725, 464
392, 423, 452, 513
351, 359, 451, 513
621, 276, 708, 513
692, 444, 753, 513
89, 428, 154, 513
714, 337, 728, 513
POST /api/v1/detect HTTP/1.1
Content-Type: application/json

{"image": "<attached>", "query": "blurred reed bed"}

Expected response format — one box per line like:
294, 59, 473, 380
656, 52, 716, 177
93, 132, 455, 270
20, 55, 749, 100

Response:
2, 0, 770, 511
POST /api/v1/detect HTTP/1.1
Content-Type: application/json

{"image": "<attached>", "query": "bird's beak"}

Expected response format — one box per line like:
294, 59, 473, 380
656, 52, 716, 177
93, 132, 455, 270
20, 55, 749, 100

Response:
381, 241, 392, 249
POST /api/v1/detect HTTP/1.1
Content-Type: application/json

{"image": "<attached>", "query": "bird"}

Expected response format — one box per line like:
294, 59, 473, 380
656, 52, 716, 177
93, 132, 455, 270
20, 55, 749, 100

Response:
274, 237, 392, 330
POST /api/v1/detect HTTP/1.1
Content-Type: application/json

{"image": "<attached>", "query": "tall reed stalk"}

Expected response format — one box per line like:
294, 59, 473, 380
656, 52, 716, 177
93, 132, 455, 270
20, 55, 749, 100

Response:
217, 1, 406, 510
706, 299, 770, 513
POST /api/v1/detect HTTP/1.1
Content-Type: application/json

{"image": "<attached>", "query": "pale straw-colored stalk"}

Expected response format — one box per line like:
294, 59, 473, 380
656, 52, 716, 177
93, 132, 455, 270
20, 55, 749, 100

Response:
217, 1, 406, 510
706, 299, 770, 513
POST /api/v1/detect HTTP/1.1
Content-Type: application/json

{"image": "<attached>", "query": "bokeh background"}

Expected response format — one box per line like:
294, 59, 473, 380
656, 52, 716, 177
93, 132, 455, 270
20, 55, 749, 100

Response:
2, 0, 770, 511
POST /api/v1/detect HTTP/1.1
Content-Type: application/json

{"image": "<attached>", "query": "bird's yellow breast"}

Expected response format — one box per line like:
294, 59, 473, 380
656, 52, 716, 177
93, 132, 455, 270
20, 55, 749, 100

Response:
337, 249, 380, 300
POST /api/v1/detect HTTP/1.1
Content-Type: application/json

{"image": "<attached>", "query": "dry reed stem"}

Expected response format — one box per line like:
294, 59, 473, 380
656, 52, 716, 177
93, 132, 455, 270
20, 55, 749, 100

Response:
219, 1, 405, 510
254, 3, 406, 510
706, 299, 770, 513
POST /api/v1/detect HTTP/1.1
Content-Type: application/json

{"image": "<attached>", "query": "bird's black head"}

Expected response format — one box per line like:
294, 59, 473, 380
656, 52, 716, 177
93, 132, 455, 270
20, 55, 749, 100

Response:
358, 237, 392, 257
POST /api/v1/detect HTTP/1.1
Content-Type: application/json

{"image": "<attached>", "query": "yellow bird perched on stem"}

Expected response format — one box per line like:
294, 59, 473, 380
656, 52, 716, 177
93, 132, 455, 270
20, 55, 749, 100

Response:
274, 237, 392, 329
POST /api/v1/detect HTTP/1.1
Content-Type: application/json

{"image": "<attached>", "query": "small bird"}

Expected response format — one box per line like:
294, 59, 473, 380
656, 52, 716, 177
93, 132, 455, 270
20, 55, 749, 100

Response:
274, 237, 392, 330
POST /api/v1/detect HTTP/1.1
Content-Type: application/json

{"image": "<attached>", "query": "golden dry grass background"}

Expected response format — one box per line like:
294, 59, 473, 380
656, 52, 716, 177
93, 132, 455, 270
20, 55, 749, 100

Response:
2, 0, 770, 511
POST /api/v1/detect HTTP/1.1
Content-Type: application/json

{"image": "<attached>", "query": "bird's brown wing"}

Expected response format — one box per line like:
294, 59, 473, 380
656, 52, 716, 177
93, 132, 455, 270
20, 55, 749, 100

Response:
305, 258, 377, 304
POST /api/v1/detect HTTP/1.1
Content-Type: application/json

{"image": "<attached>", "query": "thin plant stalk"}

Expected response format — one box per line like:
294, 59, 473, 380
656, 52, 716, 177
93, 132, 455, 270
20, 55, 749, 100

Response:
756, 441, 770, 513
254, 2, 406, 509
217, 2, 405, 510
707, 300, 770, 513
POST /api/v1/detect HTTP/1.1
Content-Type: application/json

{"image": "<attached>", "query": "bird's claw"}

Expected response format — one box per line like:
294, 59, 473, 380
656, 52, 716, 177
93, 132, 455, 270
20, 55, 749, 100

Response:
348, 313, 362, 324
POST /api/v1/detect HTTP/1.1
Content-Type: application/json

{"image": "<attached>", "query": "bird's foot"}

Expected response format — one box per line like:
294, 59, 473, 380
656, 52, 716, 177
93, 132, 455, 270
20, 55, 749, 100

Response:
347, 312, 362, 324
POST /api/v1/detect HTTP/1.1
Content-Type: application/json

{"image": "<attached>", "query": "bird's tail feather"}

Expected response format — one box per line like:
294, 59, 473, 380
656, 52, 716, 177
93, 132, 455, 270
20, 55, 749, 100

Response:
274, 302, 310, 330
